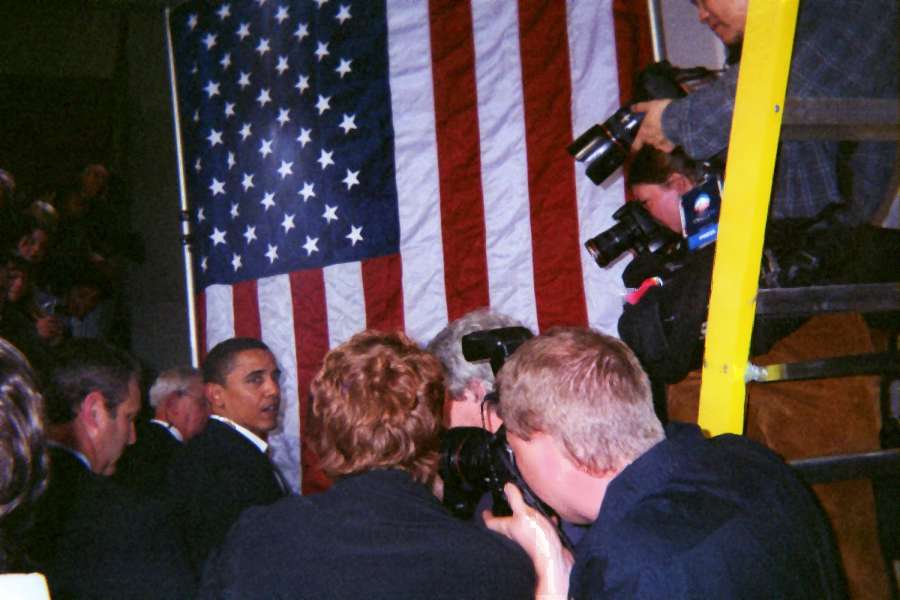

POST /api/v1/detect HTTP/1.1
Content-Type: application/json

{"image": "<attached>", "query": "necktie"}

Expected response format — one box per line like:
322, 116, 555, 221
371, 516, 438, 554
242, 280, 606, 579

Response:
266, 447, 291, 495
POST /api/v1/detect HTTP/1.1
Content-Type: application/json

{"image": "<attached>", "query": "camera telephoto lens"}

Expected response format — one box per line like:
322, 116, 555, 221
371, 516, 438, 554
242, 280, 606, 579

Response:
568, 107, 644, 185
584, 222, 635, 267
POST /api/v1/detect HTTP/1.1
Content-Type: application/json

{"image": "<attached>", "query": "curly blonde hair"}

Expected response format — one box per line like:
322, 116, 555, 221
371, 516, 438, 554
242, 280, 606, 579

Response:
309, 330, 445, 484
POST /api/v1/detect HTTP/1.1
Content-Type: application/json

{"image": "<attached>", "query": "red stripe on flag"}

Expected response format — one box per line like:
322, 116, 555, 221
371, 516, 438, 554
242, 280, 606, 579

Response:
612, 0, 653, 201
362, 253, 405, 333
289, 269, 331, 494
612, 0, 654, 106
429, 0, 490, 322
232, 280, 261, 338
518, 0, 588, 330
195, 291, 207, 362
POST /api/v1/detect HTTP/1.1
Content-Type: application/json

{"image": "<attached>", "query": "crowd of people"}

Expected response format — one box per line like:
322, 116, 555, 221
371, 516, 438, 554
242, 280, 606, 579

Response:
0, 311, 846, 599
0, 163, 142, 382
1, 0, 895, 597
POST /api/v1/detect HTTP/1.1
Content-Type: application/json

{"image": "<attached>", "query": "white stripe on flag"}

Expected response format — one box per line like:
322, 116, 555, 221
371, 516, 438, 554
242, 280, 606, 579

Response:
205, 283, 236, 351
567, 0, 629, 336
257, 273, 301, 493
324, 261, 366, 349
386, 0, 449, 346
471, 0, 540, 334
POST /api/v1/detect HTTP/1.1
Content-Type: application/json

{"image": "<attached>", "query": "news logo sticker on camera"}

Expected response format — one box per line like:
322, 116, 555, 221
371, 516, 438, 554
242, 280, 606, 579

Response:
438, 326, 576, 551
679, 176, 722, 251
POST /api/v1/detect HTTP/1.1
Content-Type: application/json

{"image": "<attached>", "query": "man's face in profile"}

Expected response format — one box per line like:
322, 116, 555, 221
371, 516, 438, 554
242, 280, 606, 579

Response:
211, 349, 282, 438
170, 378, 210, 441
506, 430, 596, 524
691, 0, 748, 47
94, 377, 141, 475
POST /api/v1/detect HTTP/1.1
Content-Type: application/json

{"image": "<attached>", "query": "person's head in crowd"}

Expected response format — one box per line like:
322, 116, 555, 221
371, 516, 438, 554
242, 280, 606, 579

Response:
4, 256, 30, 307
12, 214, 51, 265
80, 164, 110, 201
25, 201, 59, 234
690, 0, 748, 47
626, 146, 706, 235
3, 259, 24, 306
44, 338, 141, 476
427, 308, 526, 432
310, 330, 445, 485
203, 337, 281, 440
64, 270, 106, 321
4, 254, 64, 348
496, 327, 664, 524
0, 338, 48, 535
626, 146, 704, 234
59, 163, 110, 219
149, 367, 209, 442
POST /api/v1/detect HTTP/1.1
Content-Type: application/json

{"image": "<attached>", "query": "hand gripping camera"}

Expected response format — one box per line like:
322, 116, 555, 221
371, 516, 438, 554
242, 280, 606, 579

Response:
571, 61, 721, 268
567, 61, 719, 186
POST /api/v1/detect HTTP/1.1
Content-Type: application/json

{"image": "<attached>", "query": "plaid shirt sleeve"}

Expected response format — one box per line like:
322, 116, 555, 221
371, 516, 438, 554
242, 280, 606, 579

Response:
662, 0, 897, 222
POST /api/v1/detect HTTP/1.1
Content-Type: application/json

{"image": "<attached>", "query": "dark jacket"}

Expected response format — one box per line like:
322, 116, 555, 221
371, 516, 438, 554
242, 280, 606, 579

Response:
113, 420, 181, 499
167, 418, 288, 575
570, 423, 846, 599
27, 446, 194, 600
200, 468, 536, 599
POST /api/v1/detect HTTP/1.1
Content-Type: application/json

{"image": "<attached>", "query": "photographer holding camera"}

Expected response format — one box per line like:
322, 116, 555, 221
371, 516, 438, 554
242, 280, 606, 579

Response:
200, 330, 534, 599
612, 147, 804, 387
632, 0, 896, 226
427, 308, 523, 433
484, 327, 845, 599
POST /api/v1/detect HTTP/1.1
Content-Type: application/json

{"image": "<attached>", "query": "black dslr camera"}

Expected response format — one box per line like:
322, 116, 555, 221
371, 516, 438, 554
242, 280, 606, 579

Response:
438, 327, 574, 551
584, 201, 679, 267
568, 61, 718, 186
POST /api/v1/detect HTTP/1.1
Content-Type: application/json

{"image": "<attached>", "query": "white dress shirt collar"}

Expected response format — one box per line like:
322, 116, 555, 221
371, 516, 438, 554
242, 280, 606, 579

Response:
210, 415, 268, 453
150, 418, 184, 442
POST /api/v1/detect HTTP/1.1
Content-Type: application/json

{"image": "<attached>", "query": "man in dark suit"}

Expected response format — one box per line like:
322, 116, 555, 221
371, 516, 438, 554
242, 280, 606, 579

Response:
167, 337, 289, 575
114, 366, 208, 497
27, 338, 194, 599
200, 330, 535, 599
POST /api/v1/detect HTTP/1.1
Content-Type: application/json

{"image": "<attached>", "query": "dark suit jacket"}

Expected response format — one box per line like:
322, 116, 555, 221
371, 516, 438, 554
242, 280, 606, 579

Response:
570, 423, 846, 599
113, 420, 181, 498
167, 418, 288, 574
27, 446, 195, 600
200, 469, 535, 599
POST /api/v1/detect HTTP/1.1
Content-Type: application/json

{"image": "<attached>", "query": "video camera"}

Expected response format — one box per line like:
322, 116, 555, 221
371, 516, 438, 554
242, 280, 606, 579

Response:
438, 326, 575, 551
567, 60, 719, 186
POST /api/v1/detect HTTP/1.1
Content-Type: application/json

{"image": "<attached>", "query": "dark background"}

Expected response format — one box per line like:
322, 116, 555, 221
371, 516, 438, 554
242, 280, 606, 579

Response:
0, 0, 191, 371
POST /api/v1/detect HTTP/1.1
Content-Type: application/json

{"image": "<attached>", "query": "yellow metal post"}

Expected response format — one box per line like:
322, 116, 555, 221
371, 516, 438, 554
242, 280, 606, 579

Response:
697, 0, 799, 435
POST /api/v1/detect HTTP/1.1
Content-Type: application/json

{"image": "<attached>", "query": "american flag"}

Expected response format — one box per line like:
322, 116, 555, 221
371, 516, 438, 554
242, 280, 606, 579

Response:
168, 0, 651, 493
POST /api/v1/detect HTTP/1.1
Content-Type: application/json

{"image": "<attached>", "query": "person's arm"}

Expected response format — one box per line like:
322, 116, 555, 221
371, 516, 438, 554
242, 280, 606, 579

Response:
660, 64, 740, 160
633, 64, 740, 160
631, 99, 674, 153
484, 483, 573, 599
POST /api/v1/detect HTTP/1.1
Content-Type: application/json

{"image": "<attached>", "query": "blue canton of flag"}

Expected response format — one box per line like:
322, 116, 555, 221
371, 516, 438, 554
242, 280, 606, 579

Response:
171, 0, 399, 289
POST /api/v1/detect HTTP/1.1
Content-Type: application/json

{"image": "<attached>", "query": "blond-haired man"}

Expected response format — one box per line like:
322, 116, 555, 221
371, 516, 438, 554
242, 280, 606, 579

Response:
486, 327, 844, 599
